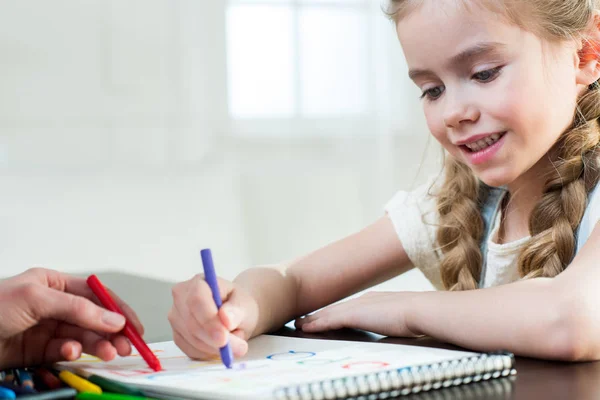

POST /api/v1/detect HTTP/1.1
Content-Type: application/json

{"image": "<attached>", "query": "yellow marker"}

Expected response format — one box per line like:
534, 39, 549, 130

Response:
59, 370, 103, 394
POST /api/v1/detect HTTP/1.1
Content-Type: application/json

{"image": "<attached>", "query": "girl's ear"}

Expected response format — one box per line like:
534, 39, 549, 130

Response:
577, 12, 600, 86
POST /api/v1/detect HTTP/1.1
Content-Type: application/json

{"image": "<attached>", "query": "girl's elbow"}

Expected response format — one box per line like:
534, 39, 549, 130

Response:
549, 301, 600, 362
550, 332, 596, 362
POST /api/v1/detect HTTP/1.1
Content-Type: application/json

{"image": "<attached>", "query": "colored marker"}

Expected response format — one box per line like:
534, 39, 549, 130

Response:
200, 248, 234, 369
86, 275, 162, 372
76, 393, 154, 400
16, 369, 34, 390
0, 387, 15, 399
58, 371, 102, 394
17, 388, 78, 400
3, 371, 14, 384
0, 383, 35, 395
34, 369, 62, 391
87, 375, 144, 397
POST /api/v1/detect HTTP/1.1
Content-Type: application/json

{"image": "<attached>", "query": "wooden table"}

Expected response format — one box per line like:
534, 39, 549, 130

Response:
274, 327, 600, 400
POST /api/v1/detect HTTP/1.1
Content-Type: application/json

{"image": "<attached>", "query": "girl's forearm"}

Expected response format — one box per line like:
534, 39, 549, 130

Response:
235, 217, 411, 337
406, 278, 580, 360
234, 266, 299, 336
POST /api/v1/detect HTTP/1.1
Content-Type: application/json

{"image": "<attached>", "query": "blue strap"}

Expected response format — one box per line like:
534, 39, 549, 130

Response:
477, 185, 507, 288
477, 180, 599, 285
576, 182, 600, 253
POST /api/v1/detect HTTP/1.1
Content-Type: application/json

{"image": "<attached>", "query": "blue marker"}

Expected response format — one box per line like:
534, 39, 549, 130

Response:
15, 369, 34, 390
0, 386, 15, 399
200, 248, 234, 368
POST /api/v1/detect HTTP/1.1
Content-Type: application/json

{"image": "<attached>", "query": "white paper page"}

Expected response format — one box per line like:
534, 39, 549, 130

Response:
57, 335, 478, 400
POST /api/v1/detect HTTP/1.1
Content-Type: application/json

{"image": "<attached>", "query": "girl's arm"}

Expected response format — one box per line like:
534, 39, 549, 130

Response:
235, 215, 413, 336
406, 222, 600, 361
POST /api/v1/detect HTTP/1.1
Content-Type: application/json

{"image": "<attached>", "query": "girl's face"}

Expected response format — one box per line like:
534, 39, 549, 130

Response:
397, 1, 582, 188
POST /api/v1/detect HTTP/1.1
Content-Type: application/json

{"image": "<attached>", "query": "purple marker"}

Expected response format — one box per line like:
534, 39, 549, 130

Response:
201, 248, 234, 369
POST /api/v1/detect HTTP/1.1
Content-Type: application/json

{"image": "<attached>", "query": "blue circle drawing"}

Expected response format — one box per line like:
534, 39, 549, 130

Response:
266, 350, 316, 361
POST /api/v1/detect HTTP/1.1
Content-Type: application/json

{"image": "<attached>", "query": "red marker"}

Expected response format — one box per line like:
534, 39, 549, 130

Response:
86, 274, 163, 372
35, 368, 62, 390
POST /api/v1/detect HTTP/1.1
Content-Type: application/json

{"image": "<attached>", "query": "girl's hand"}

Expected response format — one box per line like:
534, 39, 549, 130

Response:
168, 274, 259, 360
0, 268, 144, 370
295, 291, 423, 338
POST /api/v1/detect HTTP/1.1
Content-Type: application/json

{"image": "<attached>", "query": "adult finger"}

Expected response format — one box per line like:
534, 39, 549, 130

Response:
40, 270, 145, 335
110, 334, 133, 357
42, 338, 83, 364
54, 324, 118, 361
22, 285, 126, 333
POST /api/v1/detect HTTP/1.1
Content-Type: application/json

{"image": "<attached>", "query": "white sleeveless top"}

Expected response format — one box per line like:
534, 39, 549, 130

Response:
384, 177, 600, 290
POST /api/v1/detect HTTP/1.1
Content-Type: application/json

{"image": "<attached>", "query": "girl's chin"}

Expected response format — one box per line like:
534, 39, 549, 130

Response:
473, 167, 517, 188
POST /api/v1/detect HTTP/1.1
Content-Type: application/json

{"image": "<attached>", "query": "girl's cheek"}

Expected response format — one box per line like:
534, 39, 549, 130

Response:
423, 105, 460, 155
424, 113, 448, 146
423, 109, 437, 134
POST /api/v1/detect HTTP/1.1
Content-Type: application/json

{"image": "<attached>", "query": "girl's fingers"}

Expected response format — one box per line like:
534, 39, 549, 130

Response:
170, 275, 243, 356
186, 278, 229, 348
218, 287, 248, 332
295, 303, 348, 331
294, 316, 311, 329
170, 287, 212, 347
228, 330, 249, 357
295, 312, 321, 329
172, 331, 218, 361
168, 305, 218, 358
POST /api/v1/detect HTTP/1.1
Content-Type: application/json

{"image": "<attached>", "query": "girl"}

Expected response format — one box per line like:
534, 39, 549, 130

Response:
169, 0, 600, 361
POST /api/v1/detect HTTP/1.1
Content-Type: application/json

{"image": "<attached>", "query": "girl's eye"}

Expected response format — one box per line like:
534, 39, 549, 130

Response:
473, 67, 502, 82
420, 86, 445, 101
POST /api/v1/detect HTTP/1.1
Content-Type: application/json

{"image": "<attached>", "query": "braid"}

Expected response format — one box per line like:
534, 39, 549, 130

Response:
436, 158, 484, 290
518, 85, 600, 278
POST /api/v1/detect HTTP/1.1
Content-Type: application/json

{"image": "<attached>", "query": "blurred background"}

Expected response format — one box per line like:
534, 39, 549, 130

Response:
0, 0, 438, 292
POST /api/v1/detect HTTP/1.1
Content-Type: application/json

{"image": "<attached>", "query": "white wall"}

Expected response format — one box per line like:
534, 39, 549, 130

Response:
0, 0, 438, 292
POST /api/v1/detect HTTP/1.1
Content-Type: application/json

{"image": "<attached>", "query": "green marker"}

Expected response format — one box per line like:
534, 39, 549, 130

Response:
87, 376, 145, 397
75, 393, 156, 400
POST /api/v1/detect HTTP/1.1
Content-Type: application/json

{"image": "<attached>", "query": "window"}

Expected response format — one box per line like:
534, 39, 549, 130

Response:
226, 0, 376, 137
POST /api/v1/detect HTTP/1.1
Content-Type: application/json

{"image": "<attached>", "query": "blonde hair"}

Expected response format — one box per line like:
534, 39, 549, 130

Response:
387, 0, 600, 290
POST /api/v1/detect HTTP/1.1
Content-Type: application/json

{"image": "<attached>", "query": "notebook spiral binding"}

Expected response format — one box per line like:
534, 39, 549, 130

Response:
273, 352, 516, 400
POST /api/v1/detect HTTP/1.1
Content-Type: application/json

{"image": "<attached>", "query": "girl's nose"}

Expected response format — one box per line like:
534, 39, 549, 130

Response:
443, 95, 480, 128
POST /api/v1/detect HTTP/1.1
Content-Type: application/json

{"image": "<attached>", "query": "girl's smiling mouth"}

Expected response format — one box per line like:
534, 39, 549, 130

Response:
459, 131, 507, 164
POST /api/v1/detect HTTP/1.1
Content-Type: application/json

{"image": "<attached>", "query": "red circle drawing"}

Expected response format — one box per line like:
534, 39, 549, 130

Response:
341, 361, 390, 370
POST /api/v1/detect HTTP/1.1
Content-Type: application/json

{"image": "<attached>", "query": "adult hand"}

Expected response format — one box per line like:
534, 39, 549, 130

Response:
0, 268, 144, 370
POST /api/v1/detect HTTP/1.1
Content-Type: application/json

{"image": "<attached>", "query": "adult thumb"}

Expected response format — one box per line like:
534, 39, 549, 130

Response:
26, 285, 126, 332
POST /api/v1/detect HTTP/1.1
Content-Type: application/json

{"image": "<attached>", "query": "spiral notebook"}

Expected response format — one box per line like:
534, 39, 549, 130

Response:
57, 335, 516, 400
